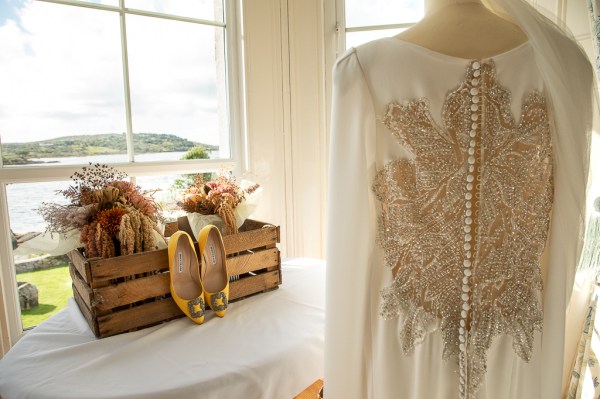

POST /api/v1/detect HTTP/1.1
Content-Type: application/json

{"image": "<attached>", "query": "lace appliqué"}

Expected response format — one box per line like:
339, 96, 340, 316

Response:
373, 60, 553, 397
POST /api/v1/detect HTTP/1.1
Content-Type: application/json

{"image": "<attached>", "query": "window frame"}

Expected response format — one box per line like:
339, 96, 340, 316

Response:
0, 0, 246, 346
334, 0, 423, 54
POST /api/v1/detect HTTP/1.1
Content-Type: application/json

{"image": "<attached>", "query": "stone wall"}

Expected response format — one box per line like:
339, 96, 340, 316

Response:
15, 255, 70, 274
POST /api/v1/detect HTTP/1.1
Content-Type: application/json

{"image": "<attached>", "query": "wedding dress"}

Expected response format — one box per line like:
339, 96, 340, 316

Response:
325, 3, 595, 397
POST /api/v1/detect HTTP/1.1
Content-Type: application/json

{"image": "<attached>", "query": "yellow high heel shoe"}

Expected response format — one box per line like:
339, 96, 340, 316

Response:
198, 225, 229, 317
168, 231, 205, 324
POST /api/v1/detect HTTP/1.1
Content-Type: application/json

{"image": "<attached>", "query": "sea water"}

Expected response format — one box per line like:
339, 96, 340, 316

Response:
6, 151, 213, 234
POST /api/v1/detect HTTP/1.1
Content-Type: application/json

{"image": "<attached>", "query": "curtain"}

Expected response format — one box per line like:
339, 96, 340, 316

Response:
565, 5, 600, 398
589, 0, 600, 75
567, 200, 600, 397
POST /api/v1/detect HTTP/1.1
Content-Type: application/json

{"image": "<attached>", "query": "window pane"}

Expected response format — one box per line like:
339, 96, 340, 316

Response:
346, 28, 407, 49
0, 1, 127, 167
125, 0, 224, 22
127, 14, 229, 161
345, 0, 424, 28
74, 0, 120, 6
134, 172, 213, 221
7, 181, 73, 330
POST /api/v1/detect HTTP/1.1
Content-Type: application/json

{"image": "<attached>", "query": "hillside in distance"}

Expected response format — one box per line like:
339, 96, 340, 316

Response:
2, 133, 218, 165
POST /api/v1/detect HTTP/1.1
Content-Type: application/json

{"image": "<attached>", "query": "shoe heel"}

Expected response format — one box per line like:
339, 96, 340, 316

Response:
199, 225, 229, 317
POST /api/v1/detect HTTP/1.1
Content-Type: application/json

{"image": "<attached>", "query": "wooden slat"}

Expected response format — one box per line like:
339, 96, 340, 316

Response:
176, 216, 195, 238
72, 285, 99, 337
67, 249, 92, 284
178, 218, 280, 254
229, 270, 281, 301
294, 379, 324, 399
264, 250, 282, 279
163, 221, 179, 238
239, 219, 267, 231
227, 248, 280, 275
97, 298, 183, 338
69, 264, 94, 310
223, 226, 278, 254
93, 273, 171, 312
89, 248, 169, 286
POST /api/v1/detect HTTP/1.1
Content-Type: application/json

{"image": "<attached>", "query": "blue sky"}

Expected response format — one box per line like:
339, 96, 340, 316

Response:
0, 0, 25, 26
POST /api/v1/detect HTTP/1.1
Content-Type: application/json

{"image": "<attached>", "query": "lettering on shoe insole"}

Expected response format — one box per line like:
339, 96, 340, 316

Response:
178, 251, 184, 273
209, 244, 217, 265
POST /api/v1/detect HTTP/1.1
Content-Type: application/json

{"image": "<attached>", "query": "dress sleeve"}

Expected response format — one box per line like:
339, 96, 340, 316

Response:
325, 48, 377, 399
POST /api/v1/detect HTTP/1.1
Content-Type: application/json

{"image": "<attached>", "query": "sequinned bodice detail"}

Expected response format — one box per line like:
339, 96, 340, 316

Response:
372, 60, 553, 398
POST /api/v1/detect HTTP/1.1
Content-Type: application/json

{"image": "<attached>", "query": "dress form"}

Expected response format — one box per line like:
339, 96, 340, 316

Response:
396, 0, 527, 59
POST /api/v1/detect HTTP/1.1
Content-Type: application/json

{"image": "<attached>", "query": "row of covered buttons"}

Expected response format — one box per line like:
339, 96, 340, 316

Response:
459, 60, 481, 399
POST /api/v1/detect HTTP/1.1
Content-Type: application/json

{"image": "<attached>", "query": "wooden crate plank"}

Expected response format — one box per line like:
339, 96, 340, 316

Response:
89, 248, 169, 286
176, 216, 195, 238
67, 249, 92, 284
264, 250, 281, 276
72, 286, 99, 337
69, 264, 94, 310
97, 299, 183, 338
93, 273, 171, 312
230, 270, 281, 301
239, 219, 268, 231
223, 226, 278, 254
294, 379, 324, 399
163, 221, 178, 238
178, 218, 279, 254
227, 248, 280, 276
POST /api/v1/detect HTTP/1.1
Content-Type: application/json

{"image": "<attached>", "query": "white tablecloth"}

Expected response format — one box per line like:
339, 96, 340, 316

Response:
0, 258, 325, 399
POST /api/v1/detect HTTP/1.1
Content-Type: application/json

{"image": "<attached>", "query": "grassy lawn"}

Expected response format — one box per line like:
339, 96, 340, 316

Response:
17, 265, 71, 329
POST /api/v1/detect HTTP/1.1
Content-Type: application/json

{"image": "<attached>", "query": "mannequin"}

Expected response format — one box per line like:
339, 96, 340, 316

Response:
396, 0, 527, 59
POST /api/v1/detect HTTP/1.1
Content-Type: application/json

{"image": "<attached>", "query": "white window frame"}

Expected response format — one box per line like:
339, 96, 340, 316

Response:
334, 0, 423, 55
0, 0, 246, 347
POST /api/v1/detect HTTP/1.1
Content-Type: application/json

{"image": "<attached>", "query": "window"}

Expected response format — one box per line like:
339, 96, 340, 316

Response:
337, 0, 424, 49
0, 0, 243, 340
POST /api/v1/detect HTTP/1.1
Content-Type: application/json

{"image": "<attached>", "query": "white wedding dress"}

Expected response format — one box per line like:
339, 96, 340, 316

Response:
325, 35, 593, 399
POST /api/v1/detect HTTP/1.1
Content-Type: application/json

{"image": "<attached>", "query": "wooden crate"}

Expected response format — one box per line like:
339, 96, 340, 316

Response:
68, 219, 281, 338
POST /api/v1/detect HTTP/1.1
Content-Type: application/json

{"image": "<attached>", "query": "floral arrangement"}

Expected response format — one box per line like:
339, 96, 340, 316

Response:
38, 164, 164, 258
179, 174, 260, 235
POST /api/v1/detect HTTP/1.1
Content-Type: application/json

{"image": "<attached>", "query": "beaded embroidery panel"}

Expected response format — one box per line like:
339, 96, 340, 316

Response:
372, 60, 553, 397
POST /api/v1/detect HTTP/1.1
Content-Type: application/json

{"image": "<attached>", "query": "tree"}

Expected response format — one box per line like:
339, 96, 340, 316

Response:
172, 146, 213, 189
180, 145, 209, 160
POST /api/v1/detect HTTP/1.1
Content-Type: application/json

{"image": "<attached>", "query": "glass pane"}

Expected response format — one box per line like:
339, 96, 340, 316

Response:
73, 0, 119, 6
7, 181, 73, 330
127, 14, 229, 161
134, 172, 214, 222
345, 0, 424, 28
126, 0, 224, 22
0, 1, 127, 167
346, 28, 407, 49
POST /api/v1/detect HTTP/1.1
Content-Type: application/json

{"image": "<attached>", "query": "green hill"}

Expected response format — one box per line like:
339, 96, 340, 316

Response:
2, 133, 218, 165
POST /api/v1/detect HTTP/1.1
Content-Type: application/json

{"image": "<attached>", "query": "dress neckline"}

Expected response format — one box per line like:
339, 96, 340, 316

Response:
383, 37, 532, 63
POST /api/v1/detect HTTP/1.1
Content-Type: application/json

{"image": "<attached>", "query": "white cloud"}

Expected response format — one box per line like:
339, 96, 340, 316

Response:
0, 0, 227, 146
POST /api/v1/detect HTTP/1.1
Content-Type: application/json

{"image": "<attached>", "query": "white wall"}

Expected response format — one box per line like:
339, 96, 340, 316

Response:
537, 0, 595, 60
243, 0, 328, 259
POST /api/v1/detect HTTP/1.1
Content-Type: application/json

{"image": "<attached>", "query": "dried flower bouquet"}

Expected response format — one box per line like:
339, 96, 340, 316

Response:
178, 173, 261, 236
38, 164, 165, 258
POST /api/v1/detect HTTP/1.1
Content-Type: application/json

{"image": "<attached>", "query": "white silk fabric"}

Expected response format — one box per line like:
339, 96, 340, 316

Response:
0, 259, 325, 399
325, 17, 594, 399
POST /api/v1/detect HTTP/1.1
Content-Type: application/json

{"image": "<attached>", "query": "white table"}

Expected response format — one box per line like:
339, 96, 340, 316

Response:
0, 259, 325, 399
